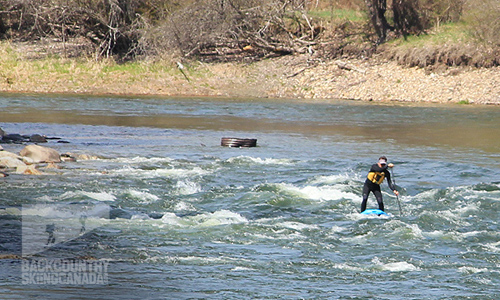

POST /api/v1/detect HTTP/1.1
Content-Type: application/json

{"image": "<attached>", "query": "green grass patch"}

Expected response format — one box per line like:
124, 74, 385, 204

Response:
308, 9, 366, 23
102, 61, 147, 74
389, 21, 472, 48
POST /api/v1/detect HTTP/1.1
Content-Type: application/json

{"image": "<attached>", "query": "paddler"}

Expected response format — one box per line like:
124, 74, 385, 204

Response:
361, 156, 399, 212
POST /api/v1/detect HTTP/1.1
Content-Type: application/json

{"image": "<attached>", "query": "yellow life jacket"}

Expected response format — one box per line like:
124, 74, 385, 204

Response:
367, 171, 385, 184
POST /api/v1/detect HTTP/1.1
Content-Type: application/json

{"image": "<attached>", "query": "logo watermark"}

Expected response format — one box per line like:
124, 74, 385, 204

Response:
21, 203, 110, 285
22, 258, 109, 285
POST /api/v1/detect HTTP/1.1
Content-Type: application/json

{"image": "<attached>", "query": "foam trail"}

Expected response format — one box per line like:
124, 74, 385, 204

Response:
160, 210, 248, 228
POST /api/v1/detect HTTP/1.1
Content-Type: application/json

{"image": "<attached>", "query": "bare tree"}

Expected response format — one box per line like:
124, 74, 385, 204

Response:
393, 0, 423, 38
364, 0, 392, 44
366, 0, 465, 43
0, 0, 146, 60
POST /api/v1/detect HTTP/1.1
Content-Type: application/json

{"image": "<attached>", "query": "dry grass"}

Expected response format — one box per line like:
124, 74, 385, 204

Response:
0, 41, 288, 97
0, 41, 176, 95
1, 0, 500, 101
381, 0, 500, 69
385, 42, 500, 68
462, 0, 500, 47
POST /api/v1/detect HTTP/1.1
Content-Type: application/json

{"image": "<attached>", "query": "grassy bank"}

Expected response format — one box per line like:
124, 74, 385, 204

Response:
1, 40, 500, 105
1, 1, 499, 104
0, 43, 181, 95
0, 41, 289, 98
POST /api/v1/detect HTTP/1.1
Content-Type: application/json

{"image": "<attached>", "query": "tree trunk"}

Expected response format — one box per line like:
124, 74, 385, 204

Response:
364, 0, 391, 44
393, 0, 424, 38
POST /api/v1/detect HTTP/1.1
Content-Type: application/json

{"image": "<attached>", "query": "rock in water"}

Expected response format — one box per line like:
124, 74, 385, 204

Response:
19, 145, 61, 163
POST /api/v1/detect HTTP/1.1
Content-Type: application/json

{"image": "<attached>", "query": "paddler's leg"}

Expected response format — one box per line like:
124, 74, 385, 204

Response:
361, 182, 370, 212
373, 189, 384, 211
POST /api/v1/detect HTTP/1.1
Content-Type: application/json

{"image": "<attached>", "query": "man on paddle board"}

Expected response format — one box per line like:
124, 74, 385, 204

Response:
361, 156, 399, 212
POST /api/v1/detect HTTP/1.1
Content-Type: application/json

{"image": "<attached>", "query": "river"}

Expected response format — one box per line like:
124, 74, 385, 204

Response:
1, 94, 500, 299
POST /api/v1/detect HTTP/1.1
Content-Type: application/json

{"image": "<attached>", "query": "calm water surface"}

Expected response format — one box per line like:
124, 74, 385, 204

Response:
1, 94, 500, 299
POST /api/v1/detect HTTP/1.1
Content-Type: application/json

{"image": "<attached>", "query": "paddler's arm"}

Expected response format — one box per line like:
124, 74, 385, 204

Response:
386, 163, 399, 196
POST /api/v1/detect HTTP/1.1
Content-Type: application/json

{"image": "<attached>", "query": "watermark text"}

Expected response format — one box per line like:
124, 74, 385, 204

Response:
22, 259, 109, 285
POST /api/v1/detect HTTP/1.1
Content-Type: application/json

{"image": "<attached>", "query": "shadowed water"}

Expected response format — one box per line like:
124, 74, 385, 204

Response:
1, 94, 500, 299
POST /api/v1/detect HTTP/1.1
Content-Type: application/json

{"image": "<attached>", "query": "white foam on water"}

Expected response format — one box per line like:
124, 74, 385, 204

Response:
174, 180, 202, 195
381, 261, 420, 272
173, 201, 196, 211
461, 230, 488, 238
56, 190, 116, 202
423, 209, 472, 228
331, 263, 364, 272
159, 212, 186, 226
22, 205, 85, 219
192, 210, 248, 227
231, 266, 255, 272
41, 191, 72, 202
156, 167, 210, 178
125, 189, 160, 204
82, 191, 116, 202
472, 277, 493, 285
0, 207, 22, 215
279, 221, 319, 231
450, 201, 480, 215
111, 156, 174, 164
339, 233, 373, 245
459, 266, 488, 274
111, 165, 210, 179
131, 213, 153, 220
417, 189, 441, 200
330, 225, 346, 233
176, 256, 229, 265
307, 174, 354, 185
160, 210, 248, 228
424, 230, 450, 240
276, 183, 358, 202
227, 156, 295, 165
372, 257, 420, 272
385, 222, 425, 240
483, 241, 500, 252
21, 203, 110, 219
423, 229, 490, 243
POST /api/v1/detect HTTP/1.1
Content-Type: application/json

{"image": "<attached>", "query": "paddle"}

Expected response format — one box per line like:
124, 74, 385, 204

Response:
389, 165, 403, 216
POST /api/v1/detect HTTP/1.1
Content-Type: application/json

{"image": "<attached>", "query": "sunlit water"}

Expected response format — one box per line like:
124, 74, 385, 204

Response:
1, 94, 500, 299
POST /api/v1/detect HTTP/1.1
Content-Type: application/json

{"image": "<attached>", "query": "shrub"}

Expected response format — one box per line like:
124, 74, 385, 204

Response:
0, 0, 146, 59
463, 0, 500, 47
138, 0, 324, 61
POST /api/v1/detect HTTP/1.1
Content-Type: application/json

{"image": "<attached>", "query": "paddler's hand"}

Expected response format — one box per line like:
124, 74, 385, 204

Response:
393, 190, 399, 196
388, 163, 394, 168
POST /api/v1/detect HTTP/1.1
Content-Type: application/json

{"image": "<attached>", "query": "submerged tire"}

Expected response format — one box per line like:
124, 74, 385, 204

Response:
221, 138, 257, 148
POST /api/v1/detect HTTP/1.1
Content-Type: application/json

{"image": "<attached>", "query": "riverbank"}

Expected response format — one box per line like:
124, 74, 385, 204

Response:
1, 46, 499, 104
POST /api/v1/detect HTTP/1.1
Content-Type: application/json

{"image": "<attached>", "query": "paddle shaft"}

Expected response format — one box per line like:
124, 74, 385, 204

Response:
391, 168, 403, 216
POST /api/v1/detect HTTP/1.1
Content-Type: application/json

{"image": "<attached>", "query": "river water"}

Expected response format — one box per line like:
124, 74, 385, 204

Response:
1, 94, 500, 299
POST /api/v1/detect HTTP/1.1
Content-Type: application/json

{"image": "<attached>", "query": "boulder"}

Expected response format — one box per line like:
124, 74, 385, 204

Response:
19, 145, 61, 163
16, 165, 43, 175
29, 134, 47, 143
0, 151, 26, 168
2, 134, 26, 143
44, 162, 61, 169
64, 153, 101, 160
0, 156, 26, 168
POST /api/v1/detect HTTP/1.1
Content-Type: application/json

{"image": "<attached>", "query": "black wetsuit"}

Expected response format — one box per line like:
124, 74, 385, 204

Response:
361, 164, 395, 212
